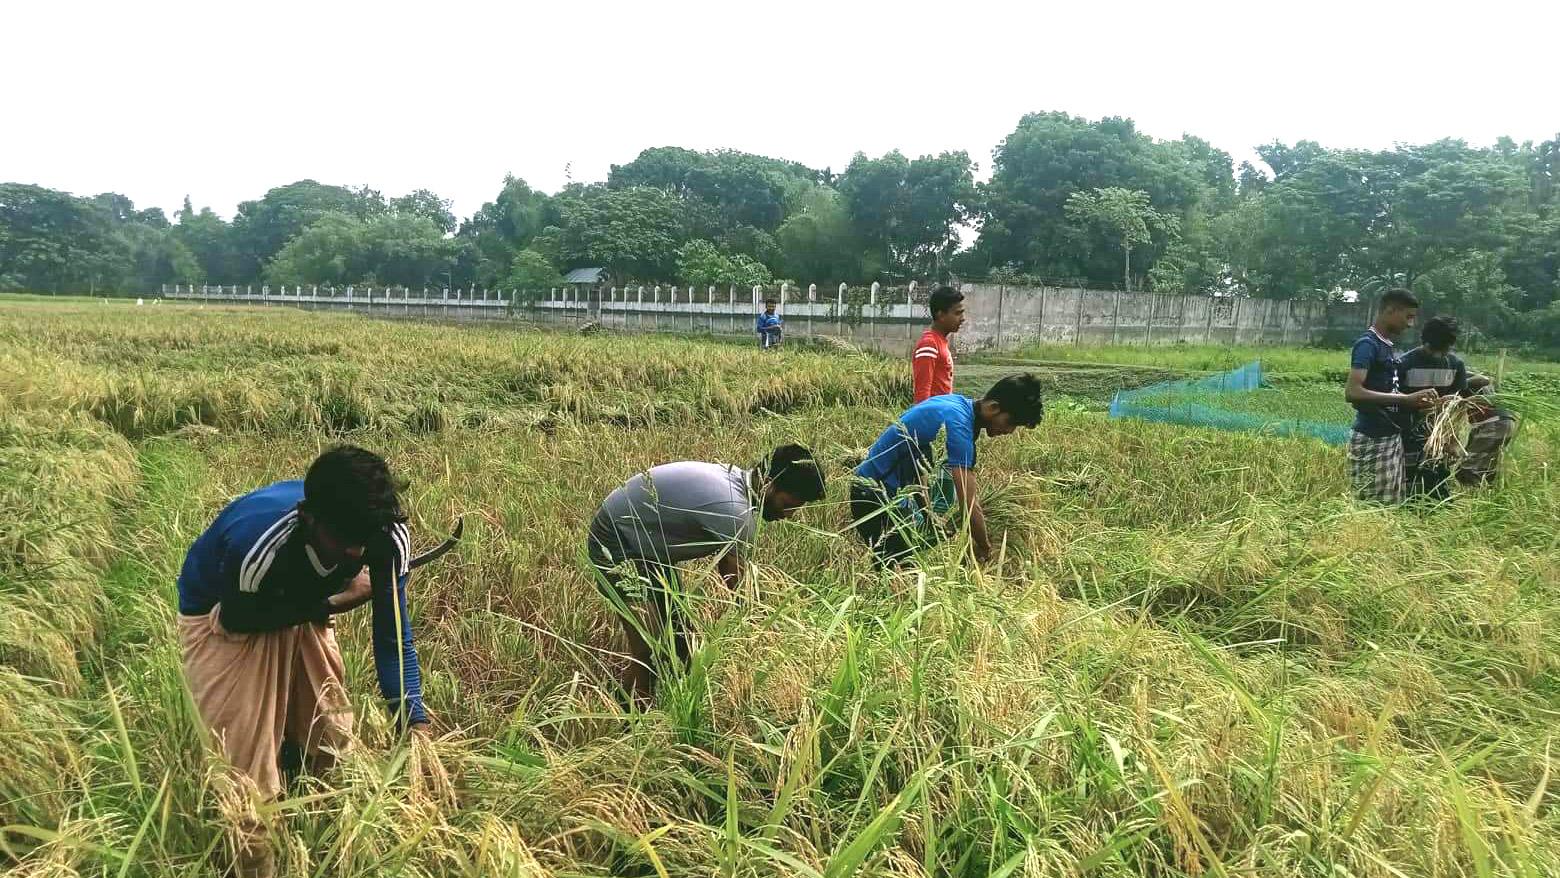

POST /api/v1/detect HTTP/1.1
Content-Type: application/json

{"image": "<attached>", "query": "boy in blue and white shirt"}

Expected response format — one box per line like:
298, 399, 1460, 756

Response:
756, 297, 783, 349
177, 446, 427, 806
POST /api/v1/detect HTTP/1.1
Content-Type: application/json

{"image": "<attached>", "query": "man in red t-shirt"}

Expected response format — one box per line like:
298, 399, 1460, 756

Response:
912, 286, 965, 403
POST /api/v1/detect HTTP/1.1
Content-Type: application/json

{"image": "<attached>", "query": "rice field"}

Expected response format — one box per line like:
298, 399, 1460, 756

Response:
3, 299, 1560, 877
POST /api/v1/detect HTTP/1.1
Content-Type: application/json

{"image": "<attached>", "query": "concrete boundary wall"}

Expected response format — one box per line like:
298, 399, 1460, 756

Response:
163, 282, 1372, 355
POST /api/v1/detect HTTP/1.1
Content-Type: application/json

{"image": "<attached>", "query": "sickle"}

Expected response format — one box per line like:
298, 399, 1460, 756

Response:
409, 518, 464, 569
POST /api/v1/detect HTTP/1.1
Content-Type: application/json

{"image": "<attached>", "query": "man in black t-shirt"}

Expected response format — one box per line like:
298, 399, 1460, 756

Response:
1399, 316, 1517, 493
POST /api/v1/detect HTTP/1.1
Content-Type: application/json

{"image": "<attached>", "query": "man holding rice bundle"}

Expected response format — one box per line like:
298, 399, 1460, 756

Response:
1345, 288, 1441, 504
1399, 315, 1518, 495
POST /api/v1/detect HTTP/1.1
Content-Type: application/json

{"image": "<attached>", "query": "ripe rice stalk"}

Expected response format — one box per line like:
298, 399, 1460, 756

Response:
1421, 395, 1483, 463
1, 300, 1558, 876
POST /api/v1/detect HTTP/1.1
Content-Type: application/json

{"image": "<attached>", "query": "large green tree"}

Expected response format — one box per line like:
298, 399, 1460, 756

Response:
505, 249, 563, 292
457, 176, 553, 286
1065, 187, 1179, 291
609, 146, 817, 234
391, 189, 457, 234
231, 180, 380, 279
557, 185, 690, 283
977, 113, 1209, 285
775, 187, 866, 282
0, 183, 125, 292
174, 196, 242, 285
675, 239, 772, 288
837, 149, 976, 278
264, 212, 459, 288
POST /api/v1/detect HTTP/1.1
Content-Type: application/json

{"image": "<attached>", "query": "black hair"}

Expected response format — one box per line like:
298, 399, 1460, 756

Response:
301, 445, 406, 540
1421, 315, 1460, 350
929, 285, 964, 318
764, 297, 777, 305
761, 443, 825, 502
1380, 288, 1420, 311
982, 374, 1045, 428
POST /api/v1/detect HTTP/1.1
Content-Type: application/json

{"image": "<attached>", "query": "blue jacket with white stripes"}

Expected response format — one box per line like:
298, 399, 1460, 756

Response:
176, 480, 427, 725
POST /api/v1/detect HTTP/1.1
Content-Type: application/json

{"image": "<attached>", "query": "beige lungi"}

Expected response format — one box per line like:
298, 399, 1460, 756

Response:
178, 606, 354, 799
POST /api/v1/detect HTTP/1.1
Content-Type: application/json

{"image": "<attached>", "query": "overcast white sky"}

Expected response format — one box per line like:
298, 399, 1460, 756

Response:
4, 0, 1556, 222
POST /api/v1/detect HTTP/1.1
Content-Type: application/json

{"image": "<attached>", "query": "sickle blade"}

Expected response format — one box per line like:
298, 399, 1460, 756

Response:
409, 517, 463, 569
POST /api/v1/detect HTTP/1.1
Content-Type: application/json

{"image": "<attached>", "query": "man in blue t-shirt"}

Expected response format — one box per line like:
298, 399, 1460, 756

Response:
176, 446, 431, 812
851, 374, 1044, 566
756, 297, 783, 349
1344, 288, 1440, 504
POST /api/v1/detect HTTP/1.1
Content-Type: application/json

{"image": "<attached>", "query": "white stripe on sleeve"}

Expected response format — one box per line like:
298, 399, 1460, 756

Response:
239, 512, 298, 593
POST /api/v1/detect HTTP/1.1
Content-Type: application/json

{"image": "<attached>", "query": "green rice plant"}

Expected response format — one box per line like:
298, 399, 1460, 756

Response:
1, 299, 1557, 876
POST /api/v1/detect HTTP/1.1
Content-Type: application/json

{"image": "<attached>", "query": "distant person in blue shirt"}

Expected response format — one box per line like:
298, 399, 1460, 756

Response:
176, 446, 430, 811
1344, 288, 1440, 504
851, 374, 1045, 567
756, 297, 783, 349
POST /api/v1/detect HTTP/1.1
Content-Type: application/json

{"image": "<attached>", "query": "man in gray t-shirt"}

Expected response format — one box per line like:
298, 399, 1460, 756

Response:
587, 444, 825, 703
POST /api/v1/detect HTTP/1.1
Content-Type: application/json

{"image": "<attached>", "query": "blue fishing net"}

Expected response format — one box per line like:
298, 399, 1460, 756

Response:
1108, 360, 1352, 445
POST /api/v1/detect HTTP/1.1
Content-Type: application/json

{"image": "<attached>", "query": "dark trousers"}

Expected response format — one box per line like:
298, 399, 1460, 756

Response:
586, 523, 690, 701
849, 482, 932, 567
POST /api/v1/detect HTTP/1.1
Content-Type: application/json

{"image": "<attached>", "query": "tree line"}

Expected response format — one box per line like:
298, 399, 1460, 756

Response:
2, 112, 1557, 344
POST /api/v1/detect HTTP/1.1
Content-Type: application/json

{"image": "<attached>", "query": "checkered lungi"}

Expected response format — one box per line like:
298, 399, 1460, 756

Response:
1463, 410, 1518, 479
1348, 430, 1405, 505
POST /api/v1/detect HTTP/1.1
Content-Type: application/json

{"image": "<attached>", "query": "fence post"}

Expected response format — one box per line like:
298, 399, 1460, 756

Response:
1282, 299, 1293, 345
1144, 293, 1154, 344
808, 283, 817, 338
1037, 284, 1047, 341
709, 285, 717, 333
1232, 296, 1243, 344
870, 281, 879, 307
838, 283, 847, 336
1111, 289, 1121, 344
996, 284, 1005, 349
1074, 288, 1085, 345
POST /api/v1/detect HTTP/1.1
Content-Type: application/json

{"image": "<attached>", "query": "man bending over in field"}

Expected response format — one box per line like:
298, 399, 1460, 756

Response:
851, 374, 1044, 567
177, 447, 428, 873
1399, 315, 1518, 496
587, 444, 825, 703
1345, 288, 1439, 504
913, 285, 965, 403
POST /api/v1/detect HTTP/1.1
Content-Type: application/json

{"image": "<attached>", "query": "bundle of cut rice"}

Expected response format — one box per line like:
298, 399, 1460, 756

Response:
1421, 394, 1483, 463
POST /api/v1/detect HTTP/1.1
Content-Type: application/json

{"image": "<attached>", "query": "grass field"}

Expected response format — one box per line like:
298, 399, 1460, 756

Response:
4, 300, 1560, 877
